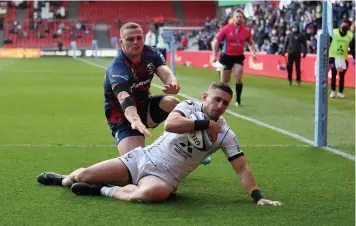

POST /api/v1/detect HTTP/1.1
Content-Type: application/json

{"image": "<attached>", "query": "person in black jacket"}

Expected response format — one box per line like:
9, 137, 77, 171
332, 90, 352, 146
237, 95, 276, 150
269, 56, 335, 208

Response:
282, 23, 307, 86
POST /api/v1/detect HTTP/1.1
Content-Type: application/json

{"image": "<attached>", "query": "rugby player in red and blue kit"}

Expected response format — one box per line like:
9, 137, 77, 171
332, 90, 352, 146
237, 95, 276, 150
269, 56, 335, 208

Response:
212, 9, 257, 107
104, 22, 180, 155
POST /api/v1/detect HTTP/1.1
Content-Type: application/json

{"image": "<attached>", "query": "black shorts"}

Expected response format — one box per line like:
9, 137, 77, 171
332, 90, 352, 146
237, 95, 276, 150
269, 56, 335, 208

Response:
219, 54, 245, 70
109, 94, 165, 145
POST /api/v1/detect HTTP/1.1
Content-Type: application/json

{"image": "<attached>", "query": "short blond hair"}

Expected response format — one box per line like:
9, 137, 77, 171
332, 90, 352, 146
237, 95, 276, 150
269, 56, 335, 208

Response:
120, 22, 142, 37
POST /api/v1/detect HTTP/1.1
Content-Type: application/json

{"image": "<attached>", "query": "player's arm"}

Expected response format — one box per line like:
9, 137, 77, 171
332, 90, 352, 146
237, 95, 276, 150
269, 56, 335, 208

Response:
221, 131, 281, 206
212, 27, 226, 62
230, 155, 282, 206
164, 111, 195, 134
113, 84, 140, 124
282, 35, 289, 55
154, 50, 180, 94
112, 84, 151, 136
108, 63, 151, 136
247, 33, 257, 57
165, 111, 215, 134
212, 38, 221, 62
164, 101, 218, 136
230, 156, 259, 198
156, 65, 180, 94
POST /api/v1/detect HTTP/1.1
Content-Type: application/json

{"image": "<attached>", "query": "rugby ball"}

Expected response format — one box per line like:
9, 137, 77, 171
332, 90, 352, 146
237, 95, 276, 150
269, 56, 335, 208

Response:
187, 112, 213, 151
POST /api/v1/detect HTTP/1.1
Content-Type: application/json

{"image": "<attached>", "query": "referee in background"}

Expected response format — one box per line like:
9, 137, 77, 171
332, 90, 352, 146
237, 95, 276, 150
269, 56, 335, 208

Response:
212, 9, 257, 107
282, 23, 307, 86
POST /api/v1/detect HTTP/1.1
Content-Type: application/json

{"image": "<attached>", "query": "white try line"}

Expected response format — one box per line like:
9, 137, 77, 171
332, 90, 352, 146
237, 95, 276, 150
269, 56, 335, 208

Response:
12, 70, 99, 74
0, 143, 312, 148
76, 58, 355, 161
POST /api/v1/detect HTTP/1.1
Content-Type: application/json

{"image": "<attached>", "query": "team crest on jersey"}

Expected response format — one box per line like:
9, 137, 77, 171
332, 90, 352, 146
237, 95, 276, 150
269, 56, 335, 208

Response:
147, 63, 155, 74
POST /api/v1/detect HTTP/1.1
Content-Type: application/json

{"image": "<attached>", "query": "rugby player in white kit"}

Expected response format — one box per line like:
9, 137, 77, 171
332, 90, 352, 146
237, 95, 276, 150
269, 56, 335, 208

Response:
37, 82, 281, 206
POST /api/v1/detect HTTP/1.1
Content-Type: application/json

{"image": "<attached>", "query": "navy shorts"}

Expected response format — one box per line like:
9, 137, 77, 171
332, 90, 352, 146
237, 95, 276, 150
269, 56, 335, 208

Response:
109, 94, 165, 145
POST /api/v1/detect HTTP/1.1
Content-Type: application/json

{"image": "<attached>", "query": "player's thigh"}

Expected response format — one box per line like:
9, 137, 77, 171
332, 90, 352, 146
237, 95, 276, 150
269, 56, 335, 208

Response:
118, 136, 145, 155
136, 175, 172, 202
76, 158, 130, 186
111, 121, 145, 155
146, 95, 180, 128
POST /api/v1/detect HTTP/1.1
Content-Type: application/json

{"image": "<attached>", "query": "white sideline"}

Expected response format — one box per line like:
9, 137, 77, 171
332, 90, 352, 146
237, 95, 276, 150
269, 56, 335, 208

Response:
76, 58, 355, 161
0, 143, 311, 148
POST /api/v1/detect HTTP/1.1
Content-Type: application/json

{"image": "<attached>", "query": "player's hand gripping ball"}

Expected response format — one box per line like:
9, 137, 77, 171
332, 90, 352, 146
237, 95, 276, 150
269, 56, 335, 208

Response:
187, 112, 213, 151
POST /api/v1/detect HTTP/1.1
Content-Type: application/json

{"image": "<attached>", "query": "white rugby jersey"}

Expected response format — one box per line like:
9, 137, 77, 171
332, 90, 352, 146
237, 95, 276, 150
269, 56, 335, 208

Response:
144, 100, 243, 183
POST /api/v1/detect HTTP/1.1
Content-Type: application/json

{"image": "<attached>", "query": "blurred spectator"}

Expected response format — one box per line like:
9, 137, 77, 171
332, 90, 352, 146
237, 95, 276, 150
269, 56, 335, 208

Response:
191, 1, 354, 55
157, 34, 168, 59
144, 28, 156, 47
57, 38, 63, 51
76, 22, 81, 32
177, 34, 188, 50
111, 37, 119, 50
282, 23, 307, 86
308, 34, 317, 53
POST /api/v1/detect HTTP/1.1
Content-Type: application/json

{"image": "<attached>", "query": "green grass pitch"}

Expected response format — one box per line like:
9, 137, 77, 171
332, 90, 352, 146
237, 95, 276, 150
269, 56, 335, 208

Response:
0, 57, 354, 226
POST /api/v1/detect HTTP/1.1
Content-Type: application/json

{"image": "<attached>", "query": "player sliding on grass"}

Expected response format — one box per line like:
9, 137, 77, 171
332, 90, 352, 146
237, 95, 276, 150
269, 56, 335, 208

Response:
37, 82, 282, 206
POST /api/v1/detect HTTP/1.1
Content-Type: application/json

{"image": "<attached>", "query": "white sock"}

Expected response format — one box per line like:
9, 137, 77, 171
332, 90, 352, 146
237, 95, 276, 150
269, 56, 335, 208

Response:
62, 176, 74, 187
100, 186, 120, 197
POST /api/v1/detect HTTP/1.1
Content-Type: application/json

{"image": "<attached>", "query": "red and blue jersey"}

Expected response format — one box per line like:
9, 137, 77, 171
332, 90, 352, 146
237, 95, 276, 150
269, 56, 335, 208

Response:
216, 24, 252, 56
104, 45, 166, 124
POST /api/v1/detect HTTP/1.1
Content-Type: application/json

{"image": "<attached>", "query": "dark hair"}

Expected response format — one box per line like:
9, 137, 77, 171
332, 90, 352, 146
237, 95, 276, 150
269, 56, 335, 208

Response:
120, 22, 142, 36
342, 19, 351, 27
208, 82, 233, 97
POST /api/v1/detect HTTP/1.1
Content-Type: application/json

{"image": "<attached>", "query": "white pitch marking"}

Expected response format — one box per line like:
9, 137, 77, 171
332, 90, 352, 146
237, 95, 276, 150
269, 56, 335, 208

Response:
76, 58, 355, 161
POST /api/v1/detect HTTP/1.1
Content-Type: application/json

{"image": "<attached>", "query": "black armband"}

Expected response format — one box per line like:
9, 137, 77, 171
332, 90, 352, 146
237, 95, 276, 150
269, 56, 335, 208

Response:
112, 84, 132, 97
194, 120, 210, 131
251, 189, 263, 203
120, 97, 135, 113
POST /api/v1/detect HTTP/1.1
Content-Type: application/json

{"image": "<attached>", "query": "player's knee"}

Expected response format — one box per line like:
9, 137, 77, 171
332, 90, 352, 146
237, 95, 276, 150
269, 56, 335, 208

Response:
150, 96, 180, 124
160, 96, 180, 112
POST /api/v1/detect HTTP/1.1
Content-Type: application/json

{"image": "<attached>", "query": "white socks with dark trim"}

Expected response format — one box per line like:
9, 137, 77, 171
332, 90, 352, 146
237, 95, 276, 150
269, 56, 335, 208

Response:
100, 186, 120, 197
62, 176, 74, 187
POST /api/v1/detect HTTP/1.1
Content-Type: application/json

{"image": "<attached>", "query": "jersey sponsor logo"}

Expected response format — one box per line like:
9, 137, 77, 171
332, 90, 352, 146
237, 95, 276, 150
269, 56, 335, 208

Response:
112, 74, 129, 80
173, 142, 193, 159
179, 141, 193, 153
130, 78, 152, 89
159, 52, 166, 64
